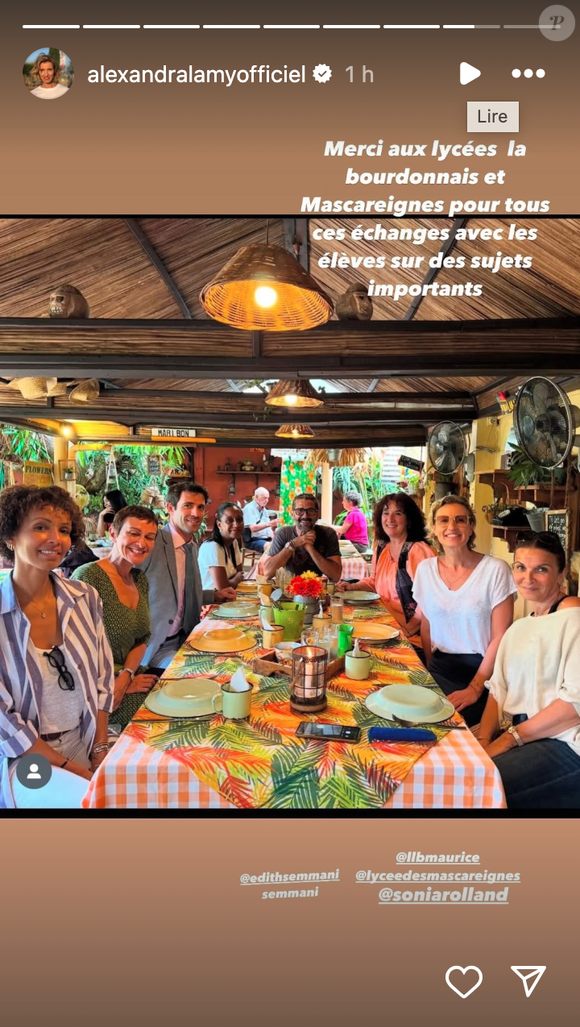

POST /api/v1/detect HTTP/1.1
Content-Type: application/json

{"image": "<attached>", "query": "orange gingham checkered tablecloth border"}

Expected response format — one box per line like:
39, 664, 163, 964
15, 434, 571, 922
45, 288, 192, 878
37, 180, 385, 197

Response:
83, 714, 505, 810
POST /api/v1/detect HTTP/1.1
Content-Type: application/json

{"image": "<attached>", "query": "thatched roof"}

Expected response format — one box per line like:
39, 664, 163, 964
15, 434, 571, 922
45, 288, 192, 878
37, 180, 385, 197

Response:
0, 216, 579, 446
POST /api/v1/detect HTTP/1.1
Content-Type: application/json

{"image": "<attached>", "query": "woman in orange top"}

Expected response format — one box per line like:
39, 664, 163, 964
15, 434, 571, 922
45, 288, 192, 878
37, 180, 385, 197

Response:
338, 492, 434, 653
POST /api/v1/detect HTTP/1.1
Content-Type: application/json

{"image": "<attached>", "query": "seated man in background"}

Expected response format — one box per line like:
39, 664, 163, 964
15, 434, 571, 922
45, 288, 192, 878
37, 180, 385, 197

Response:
243, 487, 278, 553
262, 493, 342, 582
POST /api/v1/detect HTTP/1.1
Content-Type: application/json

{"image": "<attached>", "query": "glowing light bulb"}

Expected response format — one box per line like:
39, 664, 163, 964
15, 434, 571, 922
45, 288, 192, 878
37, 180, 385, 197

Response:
285, 394, 298, 406
60, 425, 73, 437
254, 285, 277, 308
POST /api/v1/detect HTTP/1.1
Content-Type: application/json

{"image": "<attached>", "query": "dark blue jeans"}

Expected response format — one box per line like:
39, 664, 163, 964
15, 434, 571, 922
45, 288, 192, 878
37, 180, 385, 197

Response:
246, 538, 268, 553
494, 716, 580, 809
428, 651, 488, 728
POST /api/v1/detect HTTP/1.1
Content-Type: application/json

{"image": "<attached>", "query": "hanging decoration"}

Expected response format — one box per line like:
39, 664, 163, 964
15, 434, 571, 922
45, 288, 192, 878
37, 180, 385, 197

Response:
310, 448, 369, 469
265, 379, 323, 408
275, 424, 315, 439
200, 244, 333, 331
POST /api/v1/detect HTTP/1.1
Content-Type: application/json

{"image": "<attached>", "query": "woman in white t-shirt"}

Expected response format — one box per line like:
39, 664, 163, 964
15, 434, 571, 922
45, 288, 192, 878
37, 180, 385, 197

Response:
479, 531, 580, 808
198, 503, 244, 592
412, 494, 516, 727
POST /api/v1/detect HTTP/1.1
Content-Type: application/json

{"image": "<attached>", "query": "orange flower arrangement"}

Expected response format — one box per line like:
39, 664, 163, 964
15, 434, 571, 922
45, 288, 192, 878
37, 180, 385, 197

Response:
287, 571, 324, 599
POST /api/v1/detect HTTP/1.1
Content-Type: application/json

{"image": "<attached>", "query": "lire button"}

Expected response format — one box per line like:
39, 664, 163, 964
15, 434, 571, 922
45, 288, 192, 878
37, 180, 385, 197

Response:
467, 101, 519, 133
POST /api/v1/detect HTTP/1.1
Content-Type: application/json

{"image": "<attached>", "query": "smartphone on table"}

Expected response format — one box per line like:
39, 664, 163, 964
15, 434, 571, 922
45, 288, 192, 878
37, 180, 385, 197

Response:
296, 723, 361, 742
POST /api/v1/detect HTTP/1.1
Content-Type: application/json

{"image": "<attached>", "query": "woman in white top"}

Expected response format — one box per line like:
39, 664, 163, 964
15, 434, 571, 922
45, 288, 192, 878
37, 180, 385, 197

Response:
198, 503, 245, 592
413, 494, 516, 727
480, 531, 580, 808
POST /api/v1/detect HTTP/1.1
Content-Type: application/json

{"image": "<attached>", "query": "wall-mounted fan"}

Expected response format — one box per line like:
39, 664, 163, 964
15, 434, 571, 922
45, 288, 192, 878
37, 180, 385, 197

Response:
513, 377, 580, 469
428, 421, 467, 476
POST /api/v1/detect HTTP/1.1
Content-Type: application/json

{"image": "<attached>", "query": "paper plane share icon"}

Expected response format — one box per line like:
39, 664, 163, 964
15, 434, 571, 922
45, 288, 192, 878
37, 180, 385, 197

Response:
511, 966, 546, 998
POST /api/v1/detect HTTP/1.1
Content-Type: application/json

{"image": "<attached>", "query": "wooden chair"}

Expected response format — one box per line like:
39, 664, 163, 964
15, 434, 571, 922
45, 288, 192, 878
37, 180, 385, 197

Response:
243, 548, 257, 574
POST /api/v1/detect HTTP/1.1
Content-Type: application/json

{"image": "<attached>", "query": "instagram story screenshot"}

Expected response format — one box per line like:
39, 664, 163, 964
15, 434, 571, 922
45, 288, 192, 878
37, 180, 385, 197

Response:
0, 3, 578, 1026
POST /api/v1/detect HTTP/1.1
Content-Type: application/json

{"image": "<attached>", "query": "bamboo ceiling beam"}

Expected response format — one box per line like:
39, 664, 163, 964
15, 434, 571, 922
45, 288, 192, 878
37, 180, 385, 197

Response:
0, 388, 474, 406
0, 403, 470, 427
124, 218, 193, 319
0, 317, 578, 378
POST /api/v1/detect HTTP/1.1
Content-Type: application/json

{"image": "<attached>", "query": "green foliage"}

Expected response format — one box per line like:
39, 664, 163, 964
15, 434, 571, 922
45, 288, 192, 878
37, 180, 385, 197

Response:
507, 444, 566, 489
76, 444, 186, 512
0, 427, 52, 489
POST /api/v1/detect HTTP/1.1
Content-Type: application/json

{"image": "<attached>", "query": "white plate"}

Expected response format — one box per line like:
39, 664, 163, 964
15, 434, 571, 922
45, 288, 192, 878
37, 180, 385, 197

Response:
190, 627, 256, 654
213, 602, 259, 619
346, 591, 381, 604
352, 623, 400, 642
144, 677, 221, 718
365, 685, 455, 724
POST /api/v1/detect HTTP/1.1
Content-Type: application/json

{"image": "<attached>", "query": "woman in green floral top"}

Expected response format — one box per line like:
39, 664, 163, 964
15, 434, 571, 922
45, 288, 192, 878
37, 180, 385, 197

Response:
73, 505, 159, 729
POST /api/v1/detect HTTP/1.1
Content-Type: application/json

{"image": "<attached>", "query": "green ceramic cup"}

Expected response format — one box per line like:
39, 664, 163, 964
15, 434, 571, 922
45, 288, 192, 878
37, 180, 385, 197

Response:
345, 652, 371, 680
220, 681, 253, 720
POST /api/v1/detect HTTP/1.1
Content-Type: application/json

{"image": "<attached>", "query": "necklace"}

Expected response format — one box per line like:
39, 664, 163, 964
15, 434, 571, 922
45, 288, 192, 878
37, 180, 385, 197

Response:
18, 581, 55, 621
438, 558, 473, 588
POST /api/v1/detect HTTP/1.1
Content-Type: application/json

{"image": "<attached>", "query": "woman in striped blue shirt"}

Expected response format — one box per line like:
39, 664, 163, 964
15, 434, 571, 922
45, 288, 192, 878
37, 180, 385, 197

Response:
0, 486, 115, 809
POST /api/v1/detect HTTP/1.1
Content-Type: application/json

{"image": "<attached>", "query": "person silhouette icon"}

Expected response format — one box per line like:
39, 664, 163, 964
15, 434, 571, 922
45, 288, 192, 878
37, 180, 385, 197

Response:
15, 752, 53, 790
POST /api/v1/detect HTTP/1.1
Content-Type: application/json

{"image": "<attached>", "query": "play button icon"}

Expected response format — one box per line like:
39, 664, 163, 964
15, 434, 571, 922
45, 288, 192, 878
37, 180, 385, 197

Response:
460, 62, 481, 85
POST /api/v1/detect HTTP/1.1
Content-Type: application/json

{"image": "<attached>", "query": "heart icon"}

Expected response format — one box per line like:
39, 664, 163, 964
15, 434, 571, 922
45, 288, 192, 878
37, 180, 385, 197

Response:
445, 965, 484, 999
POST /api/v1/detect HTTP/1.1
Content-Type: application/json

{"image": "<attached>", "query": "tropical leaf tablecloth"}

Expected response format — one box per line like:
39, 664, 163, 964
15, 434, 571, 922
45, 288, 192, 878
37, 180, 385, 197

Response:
83, 603, 505, 809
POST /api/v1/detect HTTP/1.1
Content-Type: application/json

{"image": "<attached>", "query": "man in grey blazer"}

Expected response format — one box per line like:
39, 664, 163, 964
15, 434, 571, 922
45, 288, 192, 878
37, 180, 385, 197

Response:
141, 480, 236, 670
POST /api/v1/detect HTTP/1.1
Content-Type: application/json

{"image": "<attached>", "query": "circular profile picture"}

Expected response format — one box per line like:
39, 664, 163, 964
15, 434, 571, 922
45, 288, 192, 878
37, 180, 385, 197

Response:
23, 48, 74, 99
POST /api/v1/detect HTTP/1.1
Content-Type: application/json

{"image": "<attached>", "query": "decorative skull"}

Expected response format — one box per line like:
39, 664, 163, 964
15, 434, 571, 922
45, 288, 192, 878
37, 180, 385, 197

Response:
49, 284, 90, 318
335, 283, 373, 321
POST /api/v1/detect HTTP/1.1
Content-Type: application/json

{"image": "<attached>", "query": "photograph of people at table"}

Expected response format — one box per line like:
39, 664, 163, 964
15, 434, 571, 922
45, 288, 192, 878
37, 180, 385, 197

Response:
1, 215, 580, 814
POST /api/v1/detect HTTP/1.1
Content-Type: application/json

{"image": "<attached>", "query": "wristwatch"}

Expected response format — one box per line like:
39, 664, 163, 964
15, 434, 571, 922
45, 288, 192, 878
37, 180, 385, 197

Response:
507, 725, 524, 747
285, 540, 296, 552
120, 667, 135, 682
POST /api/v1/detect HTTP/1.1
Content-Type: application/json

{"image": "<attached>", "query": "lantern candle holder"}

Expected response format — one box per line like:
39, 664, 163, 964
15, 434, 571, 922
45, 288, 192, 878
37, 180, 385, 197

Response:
290, 645, 328, 714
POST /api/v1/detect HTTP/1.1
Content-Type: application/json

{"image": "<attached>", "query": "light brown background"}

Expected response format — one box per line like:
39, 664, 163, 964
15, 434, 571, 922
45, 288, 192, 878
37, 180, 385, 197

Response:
3, 0, 578, 212
2, 818, 577, 1025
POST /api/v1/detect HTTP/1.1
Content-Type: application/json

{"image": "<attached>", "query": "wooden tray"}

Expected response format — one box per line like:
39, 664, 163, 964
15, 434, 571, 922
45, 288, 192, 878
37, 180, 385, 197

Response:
251, 655, 345, 681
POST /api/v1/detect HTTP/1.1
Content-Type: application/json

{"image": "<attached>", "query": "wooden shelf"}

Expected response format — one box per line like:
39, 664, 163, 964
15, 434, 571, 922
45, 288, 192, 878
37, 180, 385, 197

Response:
491, 525, 535, 553
217, 470, 281, 476
478, 468, 579, 554
477, 469, 572, 504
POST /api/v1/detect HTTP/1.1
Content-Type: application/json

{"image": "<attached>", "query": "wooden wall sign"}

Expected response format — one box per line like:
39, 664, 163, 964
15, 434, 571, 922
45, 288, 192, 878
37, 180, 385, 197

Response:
23, 460, 53, 487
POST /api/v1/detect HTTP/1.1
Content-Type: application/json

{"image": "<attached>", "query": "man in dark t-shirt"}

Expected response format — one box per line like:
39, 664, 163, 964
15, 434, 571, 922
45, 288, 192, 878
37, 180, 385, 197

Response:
262, 493, 342, 582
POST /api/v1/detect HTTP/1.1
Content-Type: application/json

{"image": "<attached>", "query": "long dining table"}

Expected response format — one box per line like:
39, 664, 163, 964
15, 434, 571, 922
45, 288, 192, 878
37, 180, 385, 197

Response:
83, 598, 505, 810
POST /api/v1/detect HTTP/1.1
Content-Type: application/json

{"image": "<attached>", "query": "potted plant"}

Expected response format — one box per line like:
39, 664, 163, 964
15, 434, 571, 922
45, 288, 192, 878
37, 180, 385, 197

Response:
62, 465, 75, 481
507, 445, 565, 489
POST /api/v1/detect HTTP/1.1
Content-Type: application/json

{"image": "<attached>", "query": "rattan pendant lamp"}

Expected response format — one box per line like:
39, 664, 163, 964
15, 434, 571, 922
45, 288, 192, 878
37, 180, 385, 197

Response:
275, 424, 315, 439
199, 224, 333, 331
265, 377, 324, 408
